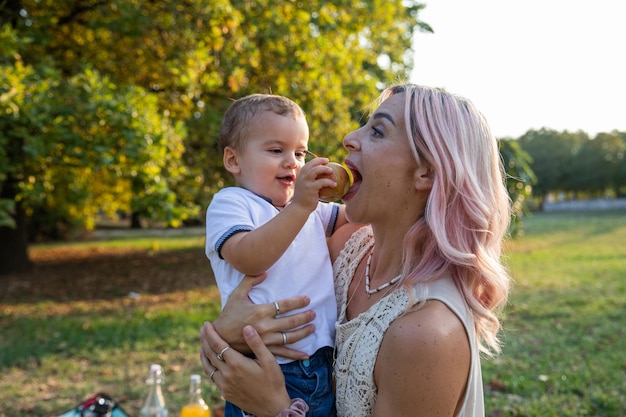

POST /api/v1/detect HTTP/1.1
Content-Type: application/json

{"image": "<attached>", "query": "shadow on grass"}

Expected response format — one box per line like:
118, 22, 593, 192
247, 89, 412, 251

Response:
0, 247, 216, 304
0, 244, 222, 370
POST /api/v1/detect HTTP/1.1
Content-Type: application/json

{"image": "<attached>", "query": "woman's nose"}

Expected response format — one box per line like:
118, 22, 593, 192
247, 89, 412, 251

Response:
343, 129, 359, 151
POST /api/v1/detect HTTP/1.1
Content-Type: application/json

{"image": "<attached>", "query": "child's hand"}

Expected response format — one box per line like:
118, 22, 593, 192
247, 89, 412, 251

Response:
291, 157, 336, 211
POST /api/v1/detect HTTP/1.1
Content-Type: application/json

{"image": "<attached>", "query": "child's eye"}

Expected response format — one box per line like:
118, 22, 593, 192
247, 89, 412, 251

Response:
269, 148, 282, 154
295, 151, 306, 159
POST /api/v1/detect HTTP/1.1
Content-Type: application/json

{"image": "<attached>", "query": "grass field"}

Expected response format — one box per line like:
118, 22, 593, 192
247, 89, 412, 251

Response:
1, 210, 625, 416
485, 210, 626, 416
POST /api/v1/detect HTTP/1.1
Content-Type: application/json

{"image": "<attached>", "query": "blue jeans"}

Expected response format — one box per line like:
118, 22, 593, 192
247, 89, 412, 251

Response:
224, 346, 335, 417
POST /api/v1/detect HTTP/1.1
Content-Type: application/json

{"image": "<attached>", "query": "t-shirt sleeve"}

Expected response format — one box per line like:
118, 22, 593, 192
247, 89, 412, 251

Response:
315, 201, 341, 237
205, 189, 255, 260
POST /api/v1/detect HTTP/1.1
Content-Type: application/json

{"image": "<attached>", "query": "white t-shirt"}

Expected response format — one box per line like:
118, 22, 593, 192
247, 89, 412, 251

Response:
205, 187, 339, 363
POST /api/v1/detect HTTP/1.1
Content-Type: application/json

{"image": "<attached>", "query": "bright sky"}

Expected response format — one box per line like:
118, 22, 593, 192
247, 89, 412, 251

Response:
410, 0, 626, 138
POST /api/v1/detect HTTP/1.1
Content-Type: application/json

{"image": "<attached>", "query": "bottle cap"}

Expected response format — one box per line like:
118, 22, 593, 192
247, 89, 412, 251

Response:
147, 364, 163, 384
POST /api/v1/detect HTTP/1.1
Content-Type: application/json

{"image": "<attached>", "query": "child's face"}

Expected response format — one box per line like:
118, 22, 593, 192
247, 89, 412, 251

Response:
234, 111, 309, 207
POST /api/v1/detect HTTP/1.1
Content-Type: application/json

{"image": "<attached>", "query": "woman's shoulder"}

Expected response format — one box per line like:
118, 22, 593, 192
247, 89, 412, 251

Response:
380, 299, 470, 378
375, 300, 471, 415
391, 300, 467, 345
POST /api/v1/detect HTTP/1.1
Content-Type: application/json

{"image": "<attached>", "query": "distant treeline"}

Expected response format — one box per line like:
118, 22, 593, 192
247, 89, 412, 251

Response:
502, 128, 626, 207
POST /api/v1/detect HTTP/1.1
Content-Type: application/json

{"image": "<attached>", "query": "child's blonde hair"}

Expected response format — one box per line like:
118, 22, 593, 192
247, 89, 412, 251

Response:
219, 94, 305, 152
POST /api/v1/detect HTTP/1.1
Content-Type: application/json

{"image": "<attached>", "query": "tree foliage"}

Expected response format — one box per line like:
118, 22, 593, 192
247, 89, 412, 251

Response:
499, 138, 535, 236
517, 128, 626, 202
517, 128, 586, 200
573, 131, 626, 196
0, 0, 432, 274
2, 0, 620, 277
0, 51, 192, 228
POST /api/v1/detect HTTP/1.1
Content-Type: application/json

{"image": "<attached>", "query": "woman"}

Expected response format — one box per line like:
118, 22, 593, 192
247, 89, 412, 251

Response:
200, 84, 511, 417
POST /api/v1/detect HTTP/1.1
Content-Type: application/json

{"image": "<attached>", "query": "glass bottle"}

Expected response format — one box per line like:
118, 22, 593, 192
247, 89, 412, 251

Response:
179, 374, 211, 417
139, 364, 169, 417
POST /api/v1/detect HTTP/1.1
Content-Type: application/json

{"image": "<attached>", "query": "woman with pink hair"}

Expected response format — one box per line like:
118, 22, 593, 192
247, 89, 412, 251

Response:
201, 84, 511, 417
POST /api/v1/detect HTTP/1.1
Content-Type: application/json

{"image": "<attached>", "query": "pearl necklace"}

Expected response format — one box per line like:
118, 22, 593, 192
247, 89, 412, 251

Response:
364, 246, 402, 297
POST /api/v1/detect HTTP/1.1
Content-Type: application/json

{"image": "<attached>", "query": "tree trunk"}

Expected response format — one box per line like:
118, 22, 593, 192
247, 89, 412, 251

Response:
130, 211, 142, 229
0, 202, 31, 276
0, 169, 31, 276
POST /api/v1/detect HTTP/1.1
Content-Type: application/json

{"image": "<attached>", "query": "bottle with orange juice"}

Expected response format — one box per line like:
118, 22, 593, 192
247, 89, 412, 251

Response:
180, 374, 211, 417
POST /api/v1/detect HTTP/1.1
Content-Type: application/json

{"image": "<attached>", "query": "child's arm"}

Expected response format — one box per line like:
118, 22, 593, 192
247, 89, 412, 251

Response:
221, 158, 337, 275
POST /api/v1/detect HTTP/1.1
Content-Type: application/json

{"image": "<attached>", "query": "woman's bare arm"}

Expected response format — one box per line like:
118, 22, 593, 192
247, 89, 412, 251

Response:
210, 273, 316, 360
373, 300, 471, 417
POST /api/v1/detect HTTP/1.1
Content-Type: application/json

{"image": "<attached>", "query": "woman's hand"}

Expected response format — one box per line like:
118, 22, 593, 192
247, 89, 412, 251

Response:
201, 322, 293, 417
212, 272, 316, 360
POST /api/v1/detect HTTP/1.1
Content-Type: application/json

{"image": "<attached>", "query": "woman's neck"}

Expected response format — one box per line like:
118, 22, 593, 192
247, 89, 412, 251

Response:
368, 224, 406, 283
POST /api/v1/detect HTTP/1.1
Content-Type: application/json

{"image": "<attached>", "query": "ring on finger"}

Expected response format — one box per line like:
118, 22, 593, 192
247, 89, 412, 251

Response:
281, 331, 288, 345
209, 368, 218, 382
216, 345, 231, 361
274, 301, 280, 316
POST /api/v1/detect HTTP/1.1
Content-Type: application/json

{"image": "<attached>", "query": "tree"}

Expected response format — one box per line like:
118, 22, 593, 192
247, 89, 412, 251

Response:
615, 131, 626, 197
517, 128, 587, 203
1, 0, 433, 275
573, 131, 626, 197
0, 28, 192, 274
183, 0, 433, 200
14, 0, 431, 202
499, 138, 536, 236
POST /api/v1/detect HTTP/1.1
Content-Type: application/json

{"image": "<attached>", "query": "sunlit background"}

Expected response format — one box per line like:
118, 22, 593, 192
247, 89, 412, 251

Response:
411, 0, 626, 138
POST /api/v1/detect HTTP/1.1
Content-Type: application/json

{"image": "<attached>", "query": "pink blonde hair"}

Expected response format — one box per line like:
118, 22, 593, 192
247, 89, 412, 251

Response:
379, 84, 511, 354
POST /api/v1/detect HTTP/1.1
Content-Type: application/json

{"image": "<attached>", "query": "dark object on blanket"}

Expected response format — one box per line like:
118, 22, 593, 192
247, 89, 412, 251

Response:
57, 393, 130, 417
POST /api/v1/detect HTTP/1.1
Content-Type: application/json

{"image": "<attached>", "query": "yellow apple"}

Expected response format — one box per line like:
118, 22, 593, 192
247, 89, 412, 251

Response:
319, 162, 352, 202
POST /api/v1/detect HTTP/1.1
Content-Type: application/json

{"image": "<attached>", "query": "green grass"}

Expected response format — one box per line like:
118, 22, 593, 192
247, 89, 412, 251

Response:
484, 210, 626, 416
0, 289, 224, 416
1, 211, 625, 416
35, 233, 206, 251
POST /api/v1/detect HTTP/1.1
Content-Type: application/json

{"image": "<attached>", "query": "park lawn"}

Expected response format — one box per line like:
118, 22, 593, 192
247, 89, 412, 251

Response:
0, 234, 225, 416
484, 210, 626, 416
0, 210, 625, 416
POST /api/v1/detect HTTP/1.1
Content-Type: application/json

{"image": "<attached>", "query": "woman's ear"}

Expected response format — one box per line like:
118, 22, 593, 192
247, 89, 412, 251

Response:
223, 146, 240, 175
414, 163, 434, 191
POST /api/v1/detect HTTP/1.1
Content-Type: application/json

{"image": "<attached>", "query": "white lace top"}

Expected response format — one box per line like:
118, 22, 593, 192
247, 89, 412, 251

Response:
333, 226, 485, 417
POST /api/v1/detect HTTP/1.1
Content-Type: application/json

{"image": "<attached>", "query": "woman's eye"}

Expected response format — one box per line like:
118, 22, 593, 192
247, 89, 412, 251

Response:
372, 126, 383, 137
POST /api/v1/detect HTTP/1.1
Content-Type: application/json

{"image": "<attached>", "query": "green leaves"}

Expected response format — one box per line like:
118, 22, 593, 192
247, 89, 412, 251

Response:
0, 23, 193, 237
2, 0, 434, 271
500, 138, 536, 237
518, 128, 626, 199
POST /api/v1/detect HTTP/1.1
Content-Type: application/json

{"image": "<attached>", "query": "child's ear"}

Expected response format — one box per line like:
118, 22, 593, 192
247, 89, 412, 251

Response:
223, 146, 240, 174
414, 163, 434, 191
